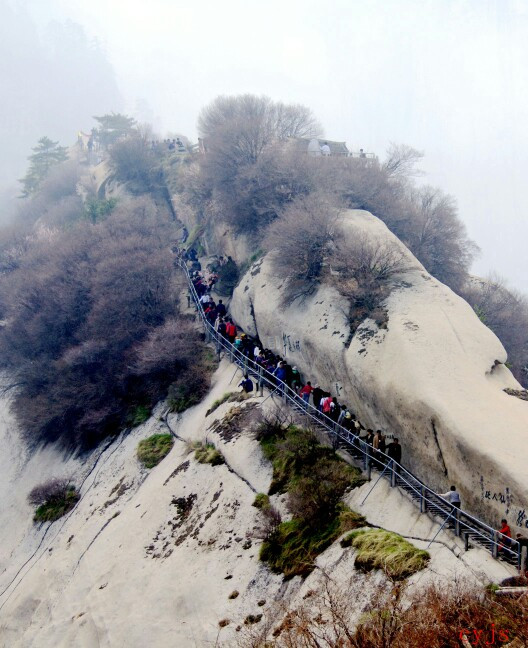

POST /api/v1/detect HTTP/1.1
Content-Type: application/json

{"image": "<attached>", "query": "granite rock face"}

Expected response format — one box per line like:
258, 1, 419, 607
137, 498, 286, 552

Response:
231, 209, 528, 528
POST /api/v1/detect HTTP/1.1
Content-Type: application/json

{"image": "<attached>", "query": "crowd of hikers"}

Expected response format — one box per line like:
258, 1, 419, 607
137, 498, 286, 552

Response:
180, 247, 524, 567
181, 248, 403, 466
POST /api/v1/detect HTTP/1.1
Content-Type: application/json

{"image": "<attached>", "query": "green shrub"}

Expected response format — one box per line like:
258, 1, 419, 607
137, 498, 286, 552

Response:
127, 404, 151, 427
206, 392, 235, 416
29, 479, 80, 523
194, 442, 224, 466
339, 509, 368, 534
137, 433, 174, 469
257, 424, 366, 578
260, 516, 340, 579
343, 528, 430, 580
253, 493, 270, 510
260, 425, 364, 501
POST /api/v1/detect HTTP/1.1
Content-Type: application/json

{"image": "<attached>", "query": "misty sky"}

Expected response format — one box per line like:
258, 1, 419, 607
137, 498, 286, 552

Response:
6, 0, 528, 292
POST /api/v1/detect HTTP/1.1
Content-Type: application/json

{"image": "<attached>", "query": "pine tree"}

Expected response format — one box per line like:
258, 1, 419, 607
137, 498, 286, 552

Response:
93, 113, 137, 148
19, 136, 68, 197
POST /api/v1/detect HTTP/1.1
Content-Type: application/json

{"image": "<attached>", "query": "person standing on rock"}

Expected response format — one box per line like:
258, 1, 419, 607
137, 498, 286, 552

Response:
438, 485, 461, 510
312, 385, 323, 411
373, 430, 386, 467
290, 367, 302, 392
299, 381, 313, 405
216, 299, 226, 318
225, 320, 237, 343
387, 437, 402, 470
497, 519, 512, 552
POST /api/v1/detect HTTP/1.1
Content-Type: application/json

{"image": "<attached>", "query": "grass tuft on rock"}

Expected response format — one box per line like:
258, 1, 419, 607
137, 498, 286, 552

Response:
137, 433, 174, 469
29, 479, 80, 523
206, 392, 235, 416
194, 441, 225, 466
127, 404, 151, 427
253, 493, 270, 510
343, 528, 430, 579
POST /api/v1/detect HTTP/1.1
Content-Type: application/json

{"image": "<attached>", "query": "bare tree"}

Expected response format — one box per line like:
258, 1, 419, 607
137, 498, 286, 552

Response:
461, 273, 528, 385
382, 142, 424, 179
406, 185, 478, 292
264, 192, 340, 300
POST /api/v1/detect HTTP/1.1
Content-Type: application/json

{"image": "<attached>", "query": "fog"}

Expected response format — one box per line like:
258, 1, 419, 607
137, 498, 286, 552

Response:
2, 0, 527, 291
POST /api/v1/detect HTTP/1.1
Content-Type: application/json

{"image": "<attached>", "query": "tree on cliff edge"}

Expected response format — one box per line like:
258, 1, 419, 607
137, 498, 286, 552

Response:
19, 137, 68, 197
93, 112, 137, 148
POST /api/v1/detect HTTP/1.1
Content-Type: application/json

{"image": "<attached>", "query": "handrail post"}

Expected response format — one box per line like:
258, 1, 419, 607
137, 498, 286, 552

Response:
390, 459, 396, 487
492, 531, 498, 558
259, 367, 263, 397
463, 531, 469, 552
420, 485, 426, 513
455, 508, 460, 537
366, 455, 372, 481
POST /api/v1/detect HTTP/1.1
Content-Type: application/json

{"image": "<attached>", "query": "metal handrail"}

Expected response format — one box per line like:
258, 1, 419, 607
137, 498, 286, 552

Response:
177, 257, 521, 567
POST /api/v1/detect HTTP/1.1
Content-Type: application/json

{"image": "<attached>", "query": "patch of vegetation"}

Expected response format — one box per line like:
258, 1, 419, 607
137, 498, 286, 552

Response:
260, 506, 361, 579
127, 404, 151, 427
244, 614, 262, 625
206, 392, 235, 416
28, 478, 79, 523
257, 423, 366, 578
260, 424, 364, 497
0, 195, 210, 450
253, 493, 270, 510
343, 528, 430, 580
137, 433, 174, 469
194, 441, 225, 466
84, 196, 118, 224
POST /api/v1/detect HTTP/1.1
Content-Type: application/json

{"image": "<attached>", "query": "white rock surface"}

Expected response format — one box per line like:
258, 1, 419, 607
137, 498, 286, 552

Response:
0, 359, 513, 647
230, 209, 528, 529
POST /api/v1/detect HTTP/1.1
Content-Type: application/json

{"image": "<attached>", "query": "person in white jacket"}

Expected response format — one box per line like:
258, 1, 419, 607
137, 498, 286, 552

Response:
438, 485, 461, 509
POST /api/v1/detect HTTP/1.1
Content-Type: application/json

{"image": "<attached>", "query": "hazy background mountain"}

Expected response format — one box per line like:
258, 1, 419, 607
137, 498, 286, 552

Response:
0, 0, 121, 219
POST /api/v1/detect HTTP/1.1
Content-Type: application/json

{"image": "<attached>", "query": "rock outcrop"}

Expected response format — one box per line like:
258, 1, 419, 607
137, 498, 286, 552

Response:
230, 209, 528, 529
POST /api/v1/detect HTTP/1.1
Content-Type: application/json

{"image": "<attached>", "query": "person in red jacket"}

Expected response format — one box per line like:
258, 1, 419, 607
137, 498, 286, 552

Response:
225, 320, 237, 343
299, 381, 313, 404
497, 519, 512, 552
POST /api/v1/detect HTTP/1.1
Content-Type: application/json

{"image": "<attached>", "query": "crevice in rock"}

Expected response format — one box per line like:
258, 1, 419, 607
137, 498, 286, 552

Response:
431, 419, 448, 477
73, 514, 120, 573
224, 461, 257, 494
249, 297, 260, 342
